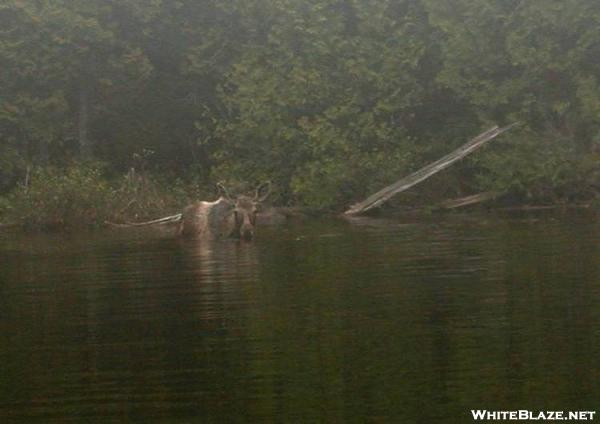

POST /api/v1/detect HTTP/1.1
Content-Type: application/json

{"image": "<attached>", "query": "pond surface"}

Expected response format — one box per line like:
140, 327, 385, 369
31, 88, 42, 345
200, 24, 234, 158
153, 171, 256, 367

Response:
1, 211, 599, 422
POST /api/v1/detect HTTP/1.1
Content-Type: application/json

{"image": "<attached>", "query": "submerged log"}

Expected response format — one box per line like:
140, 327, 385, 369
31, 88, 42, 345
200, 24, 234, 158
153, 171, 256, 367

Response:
344, 123, 519, 215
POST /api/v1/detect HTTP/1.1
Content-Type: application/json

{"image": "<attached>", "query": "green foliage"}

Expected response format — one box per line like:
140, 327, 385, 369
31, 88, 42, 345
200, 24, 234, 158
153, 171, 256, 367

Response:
3, 163, 197, 229
213, 0, 435, 207
422, 0, 600, 204
473, 135, 593, 202
1, 0, 599, 223
6, 164, 116, 229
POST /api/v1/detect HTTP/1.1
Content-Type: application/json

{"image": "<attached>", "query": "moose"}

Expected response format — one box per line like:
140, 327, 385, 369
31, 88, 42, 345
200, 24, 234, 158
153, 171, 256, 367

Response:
107, 181, 302, 239
178, 182, 271, 240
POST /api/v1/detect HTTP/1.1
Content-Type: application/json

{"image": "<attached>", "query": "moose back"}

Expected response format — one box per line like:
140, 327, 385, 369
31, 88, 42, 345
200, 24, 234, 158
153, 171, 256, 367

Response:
179, 183, 271, 240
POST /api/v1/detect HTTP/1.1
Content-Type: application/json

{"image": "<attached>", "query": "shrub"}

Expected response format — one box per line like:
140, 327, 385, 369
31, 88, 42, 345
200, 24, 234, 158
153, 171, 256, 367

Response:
6, 164, 116, 229
5, 163, 200, 230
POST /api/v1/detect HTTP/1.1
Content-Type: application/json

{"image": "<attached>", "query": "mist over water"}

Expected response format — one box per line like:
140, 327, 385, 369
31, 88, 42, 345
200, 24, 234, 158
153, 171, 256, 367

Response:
1, 212, 599, 422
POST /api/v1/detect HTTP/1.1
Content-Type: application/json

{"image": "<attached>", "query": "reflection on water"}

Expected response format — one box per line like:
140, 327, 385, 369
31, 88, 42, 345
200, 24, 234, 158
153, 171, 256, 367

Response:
1, 212, 599, 422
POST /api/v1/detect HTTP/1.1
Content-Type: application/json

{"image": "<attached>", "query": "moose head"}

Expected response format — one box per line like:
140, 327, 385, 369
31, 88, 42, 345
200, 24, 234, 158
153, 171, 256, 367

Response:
217, 182, 271, 240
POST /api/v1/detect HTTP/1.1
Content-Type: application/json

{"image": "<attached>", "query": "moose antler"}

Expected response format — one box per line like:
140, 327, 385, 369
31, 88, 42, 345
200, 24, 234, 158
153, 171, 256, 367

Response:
254, 181, 272, 202
216, 182, 233, 200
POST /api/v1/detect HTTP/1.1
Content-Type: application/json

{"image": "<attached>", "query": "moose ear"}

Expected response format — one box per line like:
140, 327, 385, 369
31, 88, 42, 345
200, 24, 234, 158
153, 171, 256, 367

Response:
216, 182, 232, 200
254, 181, 272, 202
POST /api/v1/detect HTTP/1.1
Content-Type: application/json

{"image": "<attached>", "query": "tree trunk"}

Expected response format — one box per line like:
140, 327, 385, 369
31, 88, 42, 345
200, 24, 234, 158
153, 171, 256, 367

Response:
38, 140, 49, 164
344, 123, 519, 215
79, 81, 91, 159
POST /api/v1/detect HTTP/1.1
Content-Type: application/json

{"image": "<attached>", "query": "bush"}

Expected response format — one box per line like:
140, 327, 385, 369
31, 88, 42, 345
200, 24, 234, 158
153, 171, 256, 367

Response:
4, 163, 200, 230
6, 164, 114, 229
473, 133, 600, 204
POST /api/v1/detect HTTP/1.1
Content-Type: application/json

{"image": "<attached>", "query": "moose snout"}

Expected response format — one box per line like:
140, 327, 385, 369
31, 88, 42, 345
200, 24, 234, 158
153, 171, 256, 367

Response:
240, 223, 254, 240
239, 213, 255, 240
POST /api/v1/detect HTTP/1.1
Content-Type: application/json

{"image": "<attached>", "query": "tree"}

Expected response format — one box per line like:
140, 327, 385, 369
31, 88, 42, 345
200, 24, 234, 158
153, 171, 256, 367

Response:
213, 0, 442, 207
0, 0, 154, 164
423, 0, 600, 201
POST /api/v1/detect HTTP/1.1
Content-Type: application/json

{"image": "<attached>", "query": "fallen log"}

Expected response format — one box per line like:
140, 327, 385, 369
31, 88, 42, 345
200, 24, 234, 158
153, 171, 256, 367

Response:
344, 123, 519, 215
499, 204, 591, 211
0, 222, 19, 229
438, 192, 498, 209
105, 213, 182, 228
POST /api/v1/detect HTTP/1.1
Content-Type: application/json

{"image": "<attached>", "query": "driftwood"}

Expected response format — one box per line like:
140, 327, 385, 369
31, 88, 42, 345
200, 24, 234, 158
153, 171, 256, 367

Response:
105, 213, 182, 228
344, 123, 519, 215
438, 192, 498, 209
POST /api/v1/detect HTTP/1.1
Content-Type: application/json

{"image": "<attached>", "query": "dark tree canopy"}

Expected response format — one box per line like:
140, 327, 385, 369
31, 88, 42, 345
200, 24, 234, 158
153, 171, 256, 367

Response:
1, 0, 599, 210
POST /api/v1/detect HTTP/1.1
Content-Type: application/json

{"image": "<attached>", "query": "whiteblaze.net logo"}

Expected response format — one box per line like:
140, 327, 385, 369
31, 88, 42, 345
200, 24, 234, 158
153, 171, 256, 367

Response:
471, 410, 596, 421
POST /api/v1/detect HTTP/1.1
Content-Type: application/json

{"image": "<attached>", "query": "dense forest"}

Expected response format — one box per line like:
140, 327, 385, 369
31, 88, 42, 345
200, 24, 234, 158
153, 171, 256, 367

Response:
1, 0, 599, 227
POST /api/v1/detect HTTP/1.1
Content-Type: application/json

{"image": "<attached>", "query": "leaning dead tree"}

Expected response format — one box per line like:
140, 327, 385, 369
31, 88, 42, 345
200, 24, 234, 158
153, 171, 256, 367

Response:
344, 123, 519, 216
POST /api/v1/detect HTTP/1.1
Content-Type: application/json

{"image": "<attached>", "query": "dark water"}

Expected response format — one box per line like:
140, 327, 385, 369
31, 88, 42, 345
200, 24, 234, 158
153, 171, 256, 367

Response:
1, 212, 599, 423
